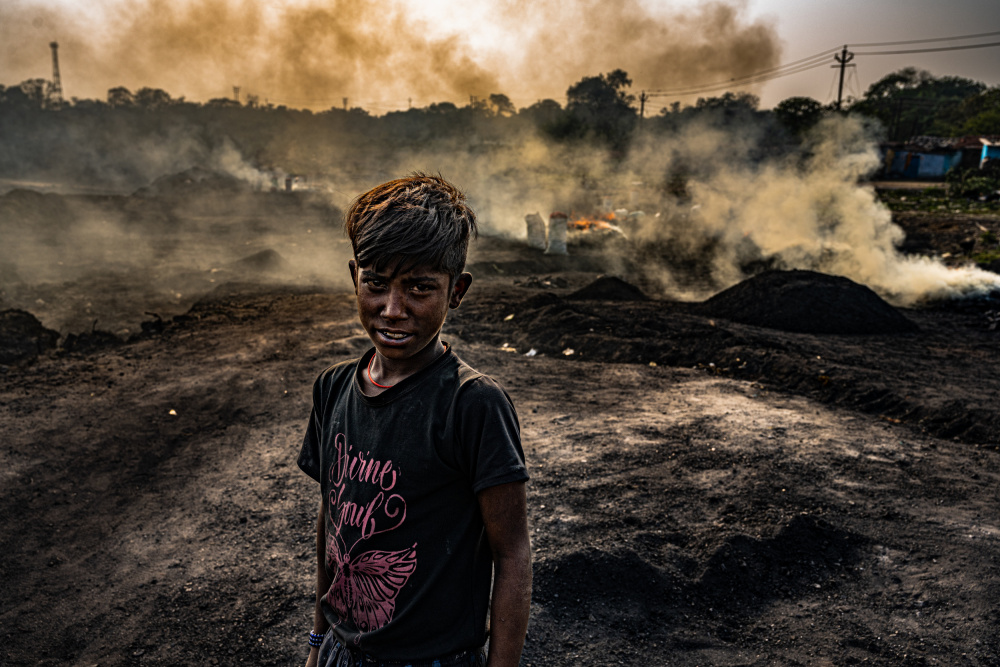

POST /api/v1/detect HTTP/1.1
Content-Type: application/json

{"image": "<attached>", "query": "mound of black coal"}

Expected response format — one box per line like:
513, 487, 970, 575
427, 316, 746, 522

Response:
701, 270, 918, 335
135, 167, 251, 198
567, 276, 648, 301
694, 514, 862, 609
0, 310, 59, 364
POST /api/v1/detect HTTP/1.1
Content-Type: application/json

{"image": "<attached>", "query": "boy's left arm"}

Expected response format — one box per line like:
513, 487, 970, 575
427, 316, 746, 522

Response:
478, 480, 531, 667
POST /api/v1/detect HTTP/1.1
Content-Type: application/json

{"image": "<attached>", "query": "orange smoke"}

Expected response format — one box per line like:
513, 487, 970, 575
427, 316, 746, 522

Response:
1, 0, 781, 109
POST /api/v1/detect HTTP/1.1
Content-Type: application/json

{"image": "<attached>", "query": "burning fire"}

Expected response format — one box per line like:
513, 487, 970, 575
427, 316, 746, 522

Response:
558, 211, 618, 232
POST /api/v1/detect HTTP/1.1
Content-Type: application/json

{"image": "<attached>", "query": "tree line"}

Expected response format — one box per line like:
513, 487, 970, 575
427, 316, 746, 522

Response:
1, 67, 997, 185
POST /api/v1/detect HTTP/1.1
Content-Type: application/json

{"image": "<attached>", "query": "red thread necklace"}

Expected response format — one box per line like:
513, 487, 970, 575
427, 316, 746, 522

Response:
367, 354, 394, 389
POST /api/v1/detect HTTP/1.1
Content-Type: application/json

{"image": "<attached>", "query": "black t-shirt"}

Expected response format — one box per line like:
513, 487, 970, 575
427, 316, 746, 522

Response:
298, 346, 528, 659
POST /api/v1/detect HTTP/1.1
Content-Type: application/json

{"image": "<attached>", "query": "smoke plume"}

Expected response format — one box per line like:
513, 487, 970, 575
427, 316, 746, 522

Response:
3, 0, 998, 336
673, 115, 1000, 305
2, 0, 778, 107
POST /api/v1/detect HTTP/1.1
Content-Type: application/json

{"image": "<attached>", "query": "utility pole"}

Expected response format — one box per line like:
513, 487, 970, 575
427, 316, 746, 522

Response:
233, 86, 240, 104
639, 91, 648, 121
343, 97, 348, 110
834, 45, 855, 111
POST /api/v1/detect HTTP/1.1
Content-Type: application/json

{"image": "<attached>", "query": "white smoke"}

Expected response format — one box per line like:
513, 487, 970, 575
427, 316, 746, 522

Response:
595, 113, 1000, 305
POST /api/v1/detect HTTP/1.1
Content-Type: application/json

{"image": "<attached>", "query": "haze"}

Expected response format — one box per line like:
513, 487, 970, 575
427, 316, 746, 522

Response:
3, 0, 998, 111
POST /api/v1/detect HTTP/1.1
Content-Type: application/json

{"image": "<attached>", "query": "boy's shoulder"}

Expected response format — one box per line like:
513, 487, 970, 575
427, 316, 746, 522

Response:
449, 350, 516, 409
310, 356, 360, 399
317, 355, 358, 381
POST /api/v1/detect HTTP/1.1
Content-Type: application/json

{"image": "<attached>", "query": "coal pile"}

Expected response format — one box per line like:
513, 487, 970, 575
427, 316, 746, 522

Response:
567, 276, 649, 301
0, 309, 59, 364
700, 270, 918, 335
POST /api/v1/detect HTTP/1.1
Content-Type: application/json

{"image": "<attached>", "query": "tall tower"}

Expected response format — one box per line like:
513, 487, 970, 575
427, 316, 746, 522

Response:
48, 41, 63, 108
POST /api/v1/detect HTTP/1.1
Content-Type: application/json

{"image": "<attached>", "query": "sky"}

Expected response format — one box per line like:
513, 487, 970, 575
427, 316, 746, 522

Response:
2, 0, 999, 111
738, 0, 1000, 107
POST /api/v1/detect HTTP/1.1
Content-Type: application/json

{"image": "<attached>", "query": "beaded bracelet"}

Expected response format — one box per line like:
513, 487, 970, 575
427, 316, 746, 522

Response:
308, 631, 325, 648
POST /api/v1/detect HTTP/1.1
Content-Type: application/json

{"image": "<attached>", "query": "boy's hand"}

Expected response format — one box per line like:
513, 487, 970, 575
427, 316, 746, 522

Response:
305, 645, 320, 667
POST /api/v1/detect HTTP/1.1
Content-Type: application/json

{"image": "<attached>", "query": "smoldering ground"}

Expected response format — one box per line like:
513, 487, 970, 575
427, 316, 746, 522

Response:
3, 104, 1000, 339
2, 0, 998, 337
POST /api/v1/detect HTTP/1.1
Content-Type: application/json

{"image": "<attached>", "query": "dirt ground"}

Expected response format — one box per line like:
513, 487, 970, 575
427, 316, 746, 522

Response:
2, 189, 1000, 666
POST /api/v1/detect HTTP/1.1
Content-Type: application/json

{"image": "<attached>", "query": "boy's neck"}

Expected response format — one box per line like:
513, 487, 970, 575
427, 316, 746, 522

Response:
363, 339, 447, 396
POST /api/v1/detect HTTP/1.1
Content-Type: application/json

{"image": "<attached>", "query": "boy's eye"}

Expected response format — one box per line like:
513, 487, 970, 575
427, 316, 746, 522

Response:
363, 277, 386, 289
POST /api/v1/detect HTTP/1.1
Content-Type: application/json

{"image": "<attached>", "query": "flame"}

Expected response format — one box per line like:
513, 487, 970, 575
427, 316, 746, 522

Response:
566, 211, 616, 232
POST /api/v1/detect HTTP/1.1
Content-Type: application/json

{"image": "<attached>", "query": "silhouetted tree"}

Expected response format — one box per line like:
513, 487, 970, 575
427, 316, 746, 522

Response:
774, 96, 824, 136
107, 87, 134, 107
206, 97, 241, 108
487, 93, 515, 117
850, 68, 985, 141
519, 99, 563, 128
427, 102, 459, 114
936, 87, 1000, 136
563, 69, 637, 148
134, 87, 173, 110
18, 79, 49, 108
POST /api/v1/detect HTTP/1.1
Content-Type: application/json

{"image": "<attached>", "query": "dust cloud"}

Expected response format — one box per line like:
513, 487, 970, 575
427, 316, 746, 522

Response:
2, 0, 777, 107
5, 108, 999, 337
497, 0, 781, 102
397, 113, 1000, 308
2, 0, 997, 334
621, 114, 1000, 306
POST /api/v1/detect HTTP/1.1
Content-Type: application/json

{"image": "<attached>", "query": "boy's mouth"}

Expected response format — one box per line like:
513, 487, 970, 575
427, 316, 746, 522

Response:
378, 329, 412, 342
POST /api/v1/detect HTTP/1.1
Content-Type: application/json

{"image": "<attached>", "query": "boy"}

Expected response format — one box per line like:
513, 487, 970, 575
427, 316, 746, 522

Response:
297, 175, 531, 667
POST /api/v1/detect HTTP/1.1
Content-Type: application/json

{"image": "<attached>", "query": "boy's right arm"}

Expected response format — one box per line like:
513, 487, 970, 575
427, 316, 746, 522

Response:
305, 499, 331, 667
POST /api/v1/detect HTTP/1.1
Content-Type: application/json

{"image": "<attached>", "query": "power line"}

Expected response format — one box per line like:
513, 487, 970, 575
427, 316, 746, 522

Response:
852, 29, 1000, 48
854, 40, 1000, 56
645, 47, 839, 96
642, 28, 1000, 99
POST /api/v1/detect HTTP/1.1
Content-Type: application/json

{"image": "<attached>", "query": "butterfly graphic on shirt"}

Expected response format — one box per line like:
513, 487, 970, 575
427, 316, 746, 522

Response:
326, 532, 418, 635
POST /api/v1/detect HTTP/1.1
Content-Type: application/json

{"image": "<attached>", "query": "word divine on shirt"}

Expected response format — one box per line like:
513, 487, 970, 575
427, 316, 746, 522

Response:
328, 433, 406, 541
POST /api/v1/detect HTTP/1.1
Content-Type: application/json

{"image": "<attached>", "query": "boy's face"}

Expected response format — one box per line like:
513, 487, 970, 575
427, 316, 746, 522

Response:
349, 258, 472, 366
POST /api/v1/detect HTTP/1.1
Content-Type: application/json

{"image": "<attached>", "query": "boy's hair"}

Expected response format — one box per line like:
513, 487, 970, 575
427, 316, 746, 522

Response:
344, 174, 478, 280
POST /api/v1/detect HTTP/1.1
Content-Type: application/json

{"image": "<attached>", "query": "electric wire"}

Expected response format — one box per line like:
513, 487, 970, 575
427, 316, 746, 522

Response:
644, 29, 1000, 98
645, 51, 837, 96
855, 40, 1000, 56
250, 28, 1000, 111
852, 29, 1000, 48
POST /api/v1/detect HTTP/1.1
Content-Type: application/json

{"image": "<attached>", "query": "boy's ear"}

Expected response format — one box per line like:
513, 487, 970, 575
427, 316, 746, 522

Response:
349, 259, 358, 292
450, 272, 473, 309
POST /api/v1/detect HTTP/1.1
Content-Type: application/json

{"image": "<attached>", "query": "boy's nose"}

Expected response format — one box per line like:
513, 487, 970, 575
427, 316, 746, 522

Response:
382, 288, 408, 319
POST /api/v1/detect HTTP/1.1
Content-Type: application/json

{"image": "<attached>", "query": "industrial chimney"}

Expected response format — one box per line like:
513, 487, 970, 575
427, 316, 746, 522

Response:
48, 41, 63, 108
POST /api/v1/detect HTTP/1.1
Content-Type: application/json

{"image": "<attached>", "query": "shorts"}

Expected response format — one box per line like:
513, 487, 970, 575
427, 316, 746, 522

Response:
317, 631, 486, 667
